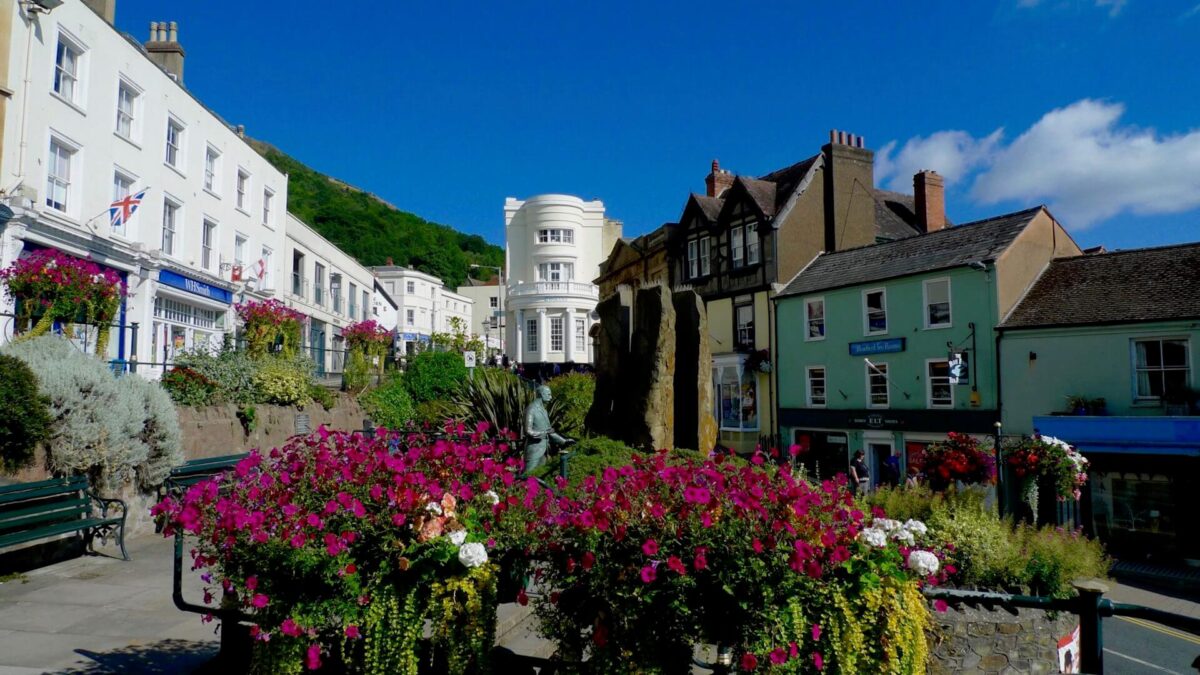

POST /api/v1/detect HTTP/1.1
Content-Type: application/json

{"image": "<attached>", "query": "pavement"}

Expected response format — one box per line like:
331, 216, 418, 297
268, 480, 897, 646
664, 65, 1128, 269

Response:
1, 533, 1198, 674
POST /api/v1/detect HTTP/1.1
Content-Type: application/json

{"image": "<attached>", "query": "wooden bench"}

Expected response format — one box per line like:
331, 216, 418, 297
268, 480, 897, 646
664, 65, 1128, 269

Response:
164, 453, 248, 495
0, 476, 128, 561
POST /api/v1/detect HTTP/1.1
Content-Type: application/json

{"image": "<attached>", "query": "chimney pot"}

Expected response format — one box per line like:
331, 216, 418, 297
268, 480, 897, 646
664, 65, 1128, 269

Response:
705, 158, 735, 198
149, 21, 157, 40
168, 21, 178, 42
829, 129, 837, 143
914, 170, 946, 233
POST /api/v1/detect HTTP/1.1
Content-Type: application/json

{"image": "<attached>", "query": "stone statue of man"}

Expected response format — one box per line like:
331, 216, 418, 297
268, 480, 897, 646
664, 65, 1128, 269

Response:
523, 385, 573, 474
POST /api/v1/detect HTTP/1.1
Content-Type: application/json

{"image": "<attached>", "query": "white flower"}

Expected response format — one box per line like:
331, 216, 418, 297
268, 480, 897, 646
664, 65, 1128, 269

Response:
425, 501, 443, 516
484, 490, 500, 505
891, 529, 915, 546
907, 550, 940, 577
448, 530, 467, 546
903, 519, 928, 536
859, 528, 888, 548
458, 542, 488, 569
875, 518, 902, 532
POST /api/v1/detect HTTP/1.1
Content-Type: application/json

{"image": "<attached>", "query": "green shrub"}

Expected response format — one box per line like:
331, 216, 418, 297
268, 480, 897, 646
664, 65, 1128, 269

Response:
546, 372, 594, 437
160, 367, 218, 406
1, 336, 182, 492
174, 349, 260, 404
448, 368, 534, 436
414, 399, 458, 426
403, 350, 467, 403
359, 375, 416, 430
343, 349, 371, 393
0, 353, 53, 472
532, 435, 643, 486
253, 358, 312, 407
308, 384, 337, 411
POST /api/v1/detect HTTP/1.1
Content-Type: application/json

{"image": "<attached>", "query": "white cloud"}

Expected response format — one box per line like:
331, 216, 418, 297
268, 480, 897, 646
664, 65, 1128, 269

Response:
876, 99, 1200, 229
875, 130, 1003, 193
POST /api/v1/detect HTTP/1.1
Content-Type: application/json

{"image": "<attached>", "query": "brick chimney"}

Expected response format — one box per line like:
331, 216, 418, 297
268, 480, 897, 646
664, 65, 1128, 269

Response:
145, 21, 186, 83
913, 170, 946, 233
821, 130, 876, 251
705, 159, 734, 198
83, 0, 116, 23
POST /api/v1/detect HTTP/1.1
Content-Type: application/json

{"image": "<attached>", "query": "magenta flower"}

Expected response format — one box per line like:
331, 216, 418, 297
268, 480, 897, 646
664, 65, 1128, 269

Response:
642, 539, 659, 556
741, 652, 758, 670
305, 643, 322, 670
811, 623, 821, 641
769, 647, 787, 665
640, 565, 657, 583
251, 594, 269, 608
344, 625, 361, 639
280, 618, 302, 637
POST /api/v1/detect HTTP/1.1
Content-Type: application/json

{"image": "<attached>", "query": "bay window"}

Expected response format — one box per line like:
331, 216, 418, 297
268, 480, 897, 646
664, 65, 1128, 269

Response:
715, 359, 759, 431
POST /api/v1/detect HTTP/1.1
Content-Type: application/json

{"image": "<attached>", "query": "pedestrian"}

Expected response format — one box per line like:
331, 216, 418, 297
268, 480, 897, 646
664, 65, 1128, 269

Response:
850, 450, 870, 495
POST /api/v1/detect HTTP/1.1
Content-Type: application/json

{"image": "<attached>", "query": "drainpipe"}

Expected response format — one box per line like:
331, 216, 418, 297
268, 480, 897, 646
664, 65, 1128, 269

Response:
11, 6, 36, 188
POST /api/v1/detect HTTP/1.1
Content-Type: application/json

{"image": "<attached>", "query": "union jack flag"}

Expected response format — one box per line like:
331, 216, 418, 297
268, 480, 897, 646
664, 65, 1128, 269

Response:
109, 188, 148, 230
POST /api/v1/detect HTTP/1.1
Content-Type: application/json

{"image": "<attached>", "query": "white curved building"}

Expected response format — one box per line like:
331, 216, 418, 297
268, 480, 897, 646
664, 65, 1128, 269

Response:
504, 195, 621, 366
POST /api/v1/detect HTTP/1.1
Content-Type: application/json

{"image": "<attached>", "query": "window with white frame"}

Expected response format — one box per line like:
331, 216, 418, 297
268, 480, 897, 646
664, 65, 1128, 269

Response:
261, 247, 273, 288
735, 302, 754, 349
867, 361, 889, 408
111, 169, 134, 236
924, 278, 952, 328
864, 289, 887, 335
526, 319, 538, 352
45, 137, 75, 213
731, 226, 744, 268
746, 226, 760, 265
805, 298, 825, 340
537, 229, 574, 244
1133, 338, 1190, 400
538, 262, 573, 282
53, 36, 82, 103
201, 219, 217, 270
700, 236, 711, 276
236, 170, 249, 209
406, 281, 415, 294
361, 291, 369, 320
489, 296, 498, 309
575, 317, 586, 352
927, 359, 953, 408
115, 79, 138, 139
161, 198, 180, 255
262, 189, 274, 226
715, 361, 758, 431
314, 263, 326, 306
687, 239, 699, 279
807, 366, 826, 407
550, 317, 564, 351
348, 282, 358, 315
234, 234, 247, 266
204, 146, 219, 192
165, 118, 184, 168
406, 309, 415, 326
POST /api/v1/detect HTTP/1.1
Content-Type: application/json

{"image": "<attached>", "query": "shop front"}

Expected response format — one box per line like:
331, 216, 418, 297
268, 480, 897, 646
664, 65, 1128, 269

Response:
781, 408, 998, 488
713, 353, 765, 454
151, 269, 234, 372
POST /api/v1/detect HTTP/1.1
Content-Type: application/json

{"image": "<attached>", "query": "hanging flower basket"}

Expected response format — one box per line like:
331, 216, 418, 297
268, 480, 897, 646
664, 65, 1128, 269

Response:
909, 432, 996, 492
235, 299, 306, 358
0, 249, 125, 355
746, 348, 772, 373
1004, 435, 1089, 523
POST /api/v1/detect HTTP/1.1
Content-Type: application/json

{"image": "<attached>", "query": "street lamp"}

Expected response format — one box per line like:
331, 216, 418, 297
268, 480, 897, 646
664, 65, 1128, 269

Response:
994, 420, 1005, 516
470, 264, 504, 356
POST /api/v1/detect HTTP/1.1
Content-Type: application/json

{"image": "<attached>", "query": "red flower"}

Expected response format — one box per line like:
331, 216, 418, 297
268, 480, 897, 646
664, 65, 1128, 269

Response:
741, 652, 759, 671
344, 624, 361, 639
516, 588, 529, 606
581, 551, 595, 570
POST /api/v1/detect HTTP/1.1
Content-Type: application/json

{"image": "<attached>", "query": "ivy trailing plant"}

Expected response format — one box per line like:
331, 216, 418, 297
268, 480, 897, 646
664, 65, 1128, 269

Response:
236, 299, 306, 359
0, 249, 125, 356
342, 319, 391, 393
237, 405, 257, 437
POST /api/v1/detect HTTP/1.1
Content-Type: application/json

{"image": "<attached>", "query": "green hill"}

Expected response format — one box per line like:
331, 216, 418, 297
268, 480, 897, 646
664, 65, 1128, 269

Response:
248, 139, 503, 288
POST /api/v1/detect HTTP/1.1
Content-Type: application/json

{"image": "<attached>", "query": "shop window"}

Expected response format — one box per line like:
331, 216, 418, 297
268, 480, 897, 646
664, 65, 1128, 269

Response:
715, 362, 758, 431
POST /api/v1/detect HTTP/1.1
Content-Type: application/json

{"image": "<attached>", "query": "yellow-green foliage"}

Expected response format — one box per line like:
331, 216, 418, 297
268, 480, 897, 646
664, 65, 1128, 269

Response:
546, 371, 594, 437
427, 563, 498, 674
253, 359, 312, 407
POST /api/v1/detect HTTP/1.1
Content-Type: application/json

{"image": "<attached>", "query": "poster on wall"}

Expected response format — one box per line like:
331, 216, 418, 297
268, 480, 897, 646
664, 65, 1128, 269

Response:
1057, 625, 1080, 673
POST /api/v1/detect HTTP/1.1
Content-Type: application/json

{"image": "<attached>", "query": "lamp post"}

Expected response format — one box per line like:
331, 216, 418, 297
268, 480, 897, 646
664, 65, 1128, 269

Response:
470, 264, 504, 356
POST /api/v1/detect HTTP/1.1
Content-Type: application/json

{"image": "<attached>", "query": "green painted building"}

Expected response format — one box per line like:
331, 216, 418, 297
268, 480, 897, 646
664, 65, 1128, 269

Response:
998, 243, 1200, 562
774, 206, 1080, 485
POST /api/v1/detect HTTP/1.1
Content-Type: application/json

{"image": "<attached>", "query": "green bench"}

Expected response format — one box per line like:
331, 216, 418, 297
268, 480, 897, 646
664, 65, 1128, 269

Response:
0, 476, 128, 561
164, 453, 248, 495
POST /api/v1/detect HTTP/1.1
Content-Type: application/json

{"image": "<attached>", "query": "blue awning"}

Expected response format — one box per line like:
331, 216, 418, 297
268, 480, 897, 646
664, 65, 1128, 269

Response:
1033, 415, 1200, 457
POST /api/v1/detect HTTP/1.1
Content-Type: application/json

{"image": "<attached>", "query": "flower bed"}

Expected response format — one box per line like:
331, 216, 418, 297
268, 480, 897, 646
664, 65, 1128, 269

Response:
158, 432, 951, 673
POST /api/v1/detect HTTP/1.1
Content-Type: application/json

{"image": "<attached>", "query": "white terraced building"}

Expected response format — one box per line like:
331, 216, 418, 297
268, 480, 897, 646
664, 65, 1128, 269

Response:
503, 194, 621, 366
373, 265, 476, 356
0, 0, 373, 376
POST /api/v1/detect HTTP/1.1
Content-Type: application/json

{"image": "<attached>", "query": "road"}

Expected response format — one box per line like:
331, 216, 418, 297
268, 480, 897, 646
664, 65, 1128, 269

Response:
1104, 615, 1200, 674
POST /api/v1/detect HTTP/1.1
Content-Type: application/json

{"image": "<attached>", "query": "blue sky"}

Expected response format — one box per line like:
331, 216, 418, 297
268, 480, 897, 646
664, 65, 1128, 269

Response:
115, 0, 1200, 250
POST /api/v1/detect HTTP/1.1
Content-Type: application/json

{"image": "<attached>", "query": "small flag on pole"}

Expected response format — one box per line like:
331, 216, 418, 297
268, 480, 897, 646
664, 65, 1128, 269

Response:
109, 188, 148, 230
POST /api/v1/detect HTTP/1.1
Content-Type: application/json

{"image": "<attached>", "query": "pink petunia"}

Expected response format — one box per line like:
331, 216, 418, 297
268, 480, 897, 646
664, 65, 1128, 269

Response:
344, 625, 361, 639
811, 623, 821, 641
769, 647, 787, 665
640, 565, 657, 583
306, 643, 322, 670
934, 599, 949, 613
813, 652, 824, 670
642, 539, 659, 556
741, 652, 759, 671
251, 593, 269, 608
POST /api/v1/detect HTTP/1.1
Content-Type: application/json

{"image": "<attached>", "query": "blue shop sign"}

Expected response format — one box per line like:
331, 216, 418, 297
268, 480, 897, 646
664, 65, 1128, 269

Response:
849, 337, 906, 356
159, 269, 233, 304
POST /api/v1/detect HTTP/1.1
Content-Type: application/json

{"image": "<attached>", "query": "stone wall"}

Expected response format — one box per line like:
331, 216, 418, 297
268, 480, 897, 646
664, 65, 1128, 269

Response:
176, 394, 367, 461
927, 603, 1078, 674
